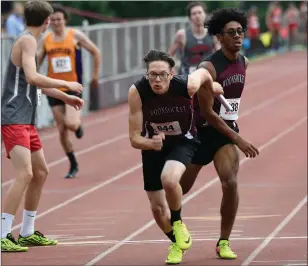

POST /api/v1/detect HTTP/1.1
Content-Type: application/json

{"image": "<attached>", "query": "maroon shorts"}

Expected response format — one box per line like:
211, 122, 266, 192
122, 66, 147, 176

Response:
1, 125, 42, 159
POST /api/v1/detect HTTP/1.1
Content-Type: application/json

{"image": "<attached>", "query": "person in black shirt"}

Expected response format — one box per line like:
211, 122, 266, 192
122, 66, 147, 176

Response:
128, 49, 223, 264
180, 8, 259, 260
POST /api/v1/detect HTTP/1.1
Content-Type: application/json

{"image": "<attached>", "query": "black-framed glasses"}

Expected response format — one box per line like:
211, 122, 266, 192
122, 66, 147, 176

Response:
147, 72, 170, 80
222, 28, 246, 37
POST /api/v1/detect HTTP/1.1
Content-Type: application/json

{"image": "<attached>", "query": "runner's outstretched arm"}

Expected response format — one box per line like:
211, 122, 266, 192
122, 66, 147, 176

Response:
41, 88, 84, 110
21, 35, 82, 93
188, 68, 223, 96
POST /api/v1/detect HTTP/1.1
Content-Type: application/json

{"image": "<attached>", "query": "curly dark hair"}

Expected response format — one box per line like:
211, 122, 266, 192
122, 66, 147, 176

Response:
204, 8, 247, 36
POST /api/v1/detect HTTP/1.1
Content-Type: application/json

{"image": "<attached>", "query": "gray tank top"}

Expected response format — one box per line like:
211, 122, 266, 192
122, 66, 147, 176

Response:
179, 28, 214, 75
1, 32, 38, 125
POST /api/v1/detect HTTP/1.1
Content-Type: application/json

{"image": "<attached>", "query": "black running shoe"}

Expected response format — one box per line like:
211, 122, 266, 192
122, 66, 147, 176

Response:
65, 165, 79, 179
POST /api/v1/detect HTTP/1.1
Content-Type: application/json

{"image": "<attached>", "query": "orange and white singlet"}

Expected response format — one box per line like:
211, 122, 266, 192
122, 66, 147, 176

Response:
44, 29, 78, 91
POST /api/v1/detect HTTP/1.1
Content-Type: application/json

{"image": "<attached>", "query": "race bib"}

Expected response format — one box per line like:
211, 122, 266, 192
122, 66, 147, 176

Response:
219, 98, 241, 120
37, 89, 42, 106
51, 56, 72, 73
189, 66, 197, 74
150, 121, 182, 136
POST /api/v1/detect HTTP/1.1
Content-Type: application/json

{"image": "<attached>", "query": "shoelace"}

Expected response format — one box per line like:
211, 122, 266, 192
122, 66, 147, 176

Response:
174, 223, 186, 238
7, 234, 18, 245
33, 231, 51, 244
220, 242, 233, 252
34, 231, 45, 238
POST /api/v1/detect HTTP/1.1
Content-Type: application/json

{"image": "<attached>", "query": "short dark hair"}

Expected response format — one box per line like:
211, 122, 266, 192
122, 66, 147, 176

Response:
143, 49, 175, 69
187, 1, 207, 18
24, 0, 53, 27
51, 3, 69, 21
204, 8, 247, 36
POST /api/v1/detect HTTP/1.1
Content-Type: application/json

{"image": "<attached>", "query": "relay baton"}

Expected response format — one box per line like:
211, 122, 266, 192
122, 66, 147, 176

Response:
216, 94, 232, 112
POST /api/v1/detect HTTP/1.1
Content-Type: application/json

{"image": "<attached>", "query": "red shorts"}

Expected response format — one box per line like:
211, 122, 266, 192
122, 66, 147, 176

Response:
1, 125, 42, 159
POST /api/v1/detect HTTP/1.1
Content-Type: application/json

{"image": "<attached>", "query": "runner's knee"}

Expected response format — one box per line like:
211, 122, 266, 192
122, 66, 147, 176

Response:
161, 172, 180, 194
17, 167, 33, 185
33, 167, 49, 184
161, 161, 185, 193
151, 202, 168, 218
64, 119, 79, 131
221, 176, 238, 192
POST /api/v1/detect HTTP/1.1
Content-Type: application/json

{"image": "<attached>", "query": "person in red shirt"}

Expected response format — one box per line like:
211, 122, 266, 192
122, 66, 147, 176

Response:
285, 3, 300, 50
247, 6, 260, 40
266, 1, 283, 50
299, 1, 307, 46
247, 6, 261, 55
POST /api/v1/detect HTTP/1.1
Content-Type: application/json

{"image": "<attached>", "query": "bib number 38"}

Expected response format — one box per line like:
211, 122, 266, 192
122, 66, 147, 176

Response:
219, 98, 241, 120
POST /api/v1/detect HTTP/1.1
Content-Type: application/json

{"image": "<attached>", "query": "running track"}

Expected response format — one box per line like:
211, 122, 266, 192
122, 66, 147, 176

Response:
2, 51, 307, 266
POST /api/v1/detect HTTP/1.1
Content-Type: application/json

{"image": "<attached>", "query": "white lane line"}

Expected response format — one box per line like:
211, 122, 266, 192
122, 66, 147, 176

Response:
241, 196, 307, 266
84, 117, 307, 266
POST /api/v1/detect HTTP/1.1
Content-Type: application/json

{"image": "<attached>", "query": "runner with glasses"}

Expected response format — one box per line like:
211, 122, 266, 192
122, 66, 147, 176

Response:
180, 8, 259, 260
128, 49, 224, 264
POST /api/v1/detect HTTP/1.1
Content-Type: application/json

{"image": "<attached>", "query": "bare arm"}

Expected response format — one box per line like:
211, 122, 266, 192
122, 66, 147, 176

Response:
42, 88, 84, 110
197, 61, 239, 142
75, 29, 101, 80
41, 88, 68, 101
187, 68, 214, 97
128, 85, 154, 150
168, 29, 185, 56
187, 66, 224, 97
21, 35, 69, 89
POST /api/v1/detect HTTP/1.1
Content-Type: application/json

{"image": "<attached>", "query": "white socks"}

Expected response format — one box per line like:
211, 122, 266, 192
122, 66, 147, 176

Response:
1, 213, 14, 239
20, 210, 37, 237
1, 210, 37, 239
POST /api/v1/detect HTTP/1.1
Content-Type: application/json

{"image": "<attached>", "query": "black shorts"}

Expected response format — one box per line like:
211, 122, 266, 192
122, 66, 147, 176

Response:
142, 137, 199, 191
47, 91, 83, 107
191, 122, 239, 166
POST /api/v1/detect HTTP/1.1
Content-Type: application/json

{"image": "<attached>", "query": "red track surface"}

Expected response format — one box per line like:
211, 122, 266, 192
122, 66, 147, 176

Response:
2, 51, 307, 266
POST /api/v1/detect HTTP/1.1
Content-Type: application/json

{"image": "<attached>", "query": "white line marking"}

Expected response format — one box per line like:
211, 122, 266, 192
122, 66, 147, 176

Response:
253, 260, 307, 264
40, 110, 128, 141
48, 235, 105, 241
47, 229, 108, 232
281, 262, 307, 266
85, 117, 307, 266
240, 82, 306, 118
57, 223, 112, 226
253, 260, 307, 263
11, 163, 142, 231
57, 236, 308, 246
2, 134, 128, 188
283, 264, 307, 266
67, 216, 116, 220
241, 196, 307, 266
